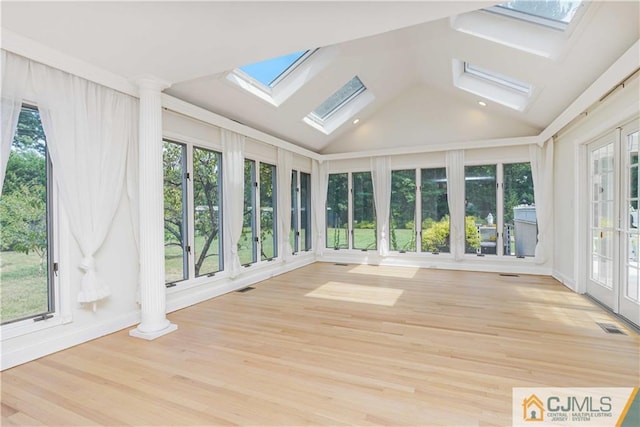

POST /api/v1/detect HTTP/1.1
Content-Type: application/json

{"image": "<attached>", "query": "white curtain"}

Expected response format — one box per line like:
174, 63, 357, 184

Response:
447, 150, 465, 261
530, 139, 554, 264
221, 129, 245, 278
126, 109, 141, 303
312, 160, 328, 256
1, 50, 30, 194
371, 156, 391, 257
30, 61, 137, 308
277, 148, 293, 262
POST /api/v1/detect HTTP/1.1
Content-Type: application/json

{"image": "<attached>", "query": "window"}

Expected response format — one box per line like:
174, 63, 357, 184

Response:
238, 51, 310, 89
309, 76, 366, 123
390, 170, 417, 252
503, 163, 536, 257
1, 106, 55, 325
421, 168, 450, 253
326, 173, 349, 249
300, 172, 312, 251
464, 62, 532, 95
240, 159, 278, 265
260, 162, 277, 261
192, 147, 223, 275
487, 0, 583, 31
163, 140, 223, 284
291, 170, 312, 254
465, 165, 497, 255
352, 172, 376, 251
163, 141, 189, 283
240, 159, 257, 265
291, 170, 298, 254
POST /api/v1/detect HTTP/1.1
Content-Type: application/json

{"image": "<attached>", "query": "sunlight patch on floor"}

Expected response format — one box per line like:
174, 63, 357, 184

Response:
305, 282, 404, 306
347, 264, 419, 279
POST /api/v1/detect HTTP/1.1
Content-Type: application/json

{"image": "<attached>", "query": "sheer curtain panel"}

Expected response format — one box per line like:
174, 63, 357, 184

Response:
1, 50, 29, 194
30, 60, 137, 309
447, 150, 465, 261
277, 148, 293, 261
371, 156, 391, 256
530, 139, 554, 264
312, 160, 328, 256
221, 129, 246, 278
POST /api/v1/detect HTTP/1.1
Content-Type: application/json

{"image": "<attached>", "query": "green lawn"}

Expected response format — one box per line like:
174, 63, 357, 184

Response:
0, 250, 49, 323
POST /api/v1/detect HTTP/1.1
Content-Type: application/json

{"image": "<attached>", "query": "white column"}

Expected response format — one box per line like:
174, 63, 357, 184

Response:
130, 77, 178, 340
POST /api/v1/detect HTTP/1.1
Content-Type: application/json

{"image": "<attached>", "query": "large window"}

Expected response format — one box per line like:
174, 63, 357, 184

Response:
192, 147, 223, 275
465, 165, 497, 255
503, 162, 536, 257
326, 173, 349, 249
163, 140, 223, 284
487, 1, 583, 31
163, 141, 189, 282
240, 159, 278, 265
421, 168, 450, 253
260, 162, 277, 261
1, 106, 55, 325
291, 170, 312, 254
240, 159, 257, 265
352, 172, 376, 251
390, 170, 416, 252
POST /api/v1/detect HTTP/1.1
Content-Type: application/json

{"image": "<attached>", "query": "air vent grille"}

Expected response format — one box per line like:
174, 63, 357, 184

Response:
596, 322, 626, 335
236, 286, 255, 293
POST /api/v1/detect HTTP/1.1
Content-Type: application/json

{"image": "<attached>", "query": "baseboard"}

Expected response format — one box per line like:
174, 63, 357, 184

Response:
1, 311, 141, 371
552, 270, 577, 292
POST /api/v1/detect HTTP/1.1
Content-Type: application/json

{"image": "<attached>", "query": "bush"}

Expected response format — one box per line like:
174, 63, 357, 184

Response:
420, 215, 481, 253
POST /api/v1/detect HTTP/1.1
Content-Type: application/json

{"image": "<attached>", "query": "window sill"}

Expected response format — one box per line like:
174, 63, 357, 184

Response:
1, 314, 63, 341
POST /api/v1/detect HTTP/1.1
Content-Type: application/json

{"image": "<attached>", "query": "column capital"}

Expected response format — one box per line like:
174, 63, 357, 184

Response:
135, 75, 171, 92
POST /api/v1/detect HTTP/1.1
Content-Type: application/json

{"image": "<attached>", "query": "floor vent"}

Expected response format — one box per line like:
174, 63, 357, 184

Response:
499, 273, 520, 277
597, 322, 626, 335
334, 263, 349, 266
236, 286, 255, 293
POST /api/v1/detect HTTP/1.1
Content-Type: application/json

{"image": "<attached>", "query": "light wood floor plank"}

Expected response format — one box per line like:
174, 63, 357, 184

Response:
1, 263, 638, 426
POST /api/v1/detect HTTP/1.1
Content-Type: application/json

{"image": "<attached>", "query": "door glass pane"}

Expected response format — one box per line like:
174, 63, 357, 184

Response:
1, 107, 51, 324
192, 147, 222, 277
291, 170, 298, 254
300, 172, 312, 251
326, 173, 348, 249
260, 163, 277, 260
240, 159, 257, 265
163, 141, 188, 283
590, 143, 614, 288
503, 163, 536, 257
465, 165, 497, 254
352, 172, 376, 250
421, 168, 450, 253
390, 170, 416, 252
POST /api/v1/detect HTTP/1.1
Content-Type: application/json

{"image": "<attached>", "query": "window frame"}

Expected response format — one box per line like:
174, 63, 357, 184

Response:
463, 62, 532, 95
1, 103, 63, 337
485, 1, 584, 31
163, 136, 224, 287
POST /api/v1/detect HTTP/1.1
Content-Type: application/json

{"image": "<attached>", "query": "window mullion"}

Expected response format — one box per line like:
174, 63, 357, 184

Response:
255, 161, 262, 263
415, 168, 422, 254
348, 172, 354, 250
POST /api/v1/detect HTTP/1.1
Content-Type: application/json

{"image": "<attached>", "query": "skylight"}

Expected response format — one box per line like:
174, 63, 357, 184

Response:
309, 76, 366, 122
238, 50, 309, 88
464, 62, 531, 94
487, 0, 583, 30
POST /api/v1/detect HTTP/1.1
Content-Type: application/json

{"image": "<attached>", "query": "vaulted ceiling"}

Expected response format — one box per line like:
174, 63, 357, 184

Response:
2, 1, 639, 154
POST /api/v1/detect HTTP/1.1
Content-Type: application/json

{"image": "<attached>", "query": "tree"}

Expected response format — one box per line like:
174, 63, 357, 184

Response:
192, 148, 221, 274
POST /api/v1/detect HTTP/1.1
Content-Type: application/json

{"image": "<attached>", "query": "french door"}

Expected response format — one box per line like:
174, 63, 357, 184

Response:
587, 123, 640, 327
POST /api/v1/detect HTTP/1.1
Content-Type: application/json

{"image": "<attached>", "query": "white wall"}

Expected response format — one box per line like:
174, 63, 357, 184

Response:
553, 74, 639, 291
321, 83, 542, 154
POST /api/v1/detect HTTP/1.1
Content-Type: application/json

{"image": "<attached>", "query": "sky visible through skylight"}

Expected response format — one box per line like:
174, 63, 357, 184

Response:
497, 0, 582, 24
239, 51, 307, 87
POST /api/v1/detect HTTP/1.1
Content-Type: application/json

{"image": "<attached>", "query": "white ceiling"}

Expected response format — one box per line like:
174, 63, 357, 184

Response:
2, 1, 639, 154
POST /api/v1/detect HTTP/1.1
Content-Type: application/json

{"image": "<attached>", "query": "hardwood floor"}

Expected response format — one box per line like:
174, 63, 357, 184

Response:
2, 263, 638, 426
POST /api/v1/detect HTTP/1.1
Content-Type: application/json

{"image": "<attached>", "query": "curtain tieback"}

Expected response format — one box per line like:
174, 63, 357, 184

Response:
80, 256, 96, 272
